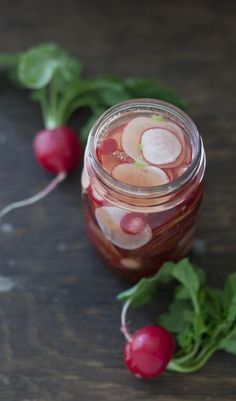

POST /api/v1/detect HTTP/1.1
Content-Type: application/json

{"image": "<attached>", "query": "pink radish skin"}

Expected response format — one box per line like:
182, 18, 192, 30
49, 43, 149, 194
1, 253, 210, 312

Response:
33, 127, 81, 173
112, 163, 170, 187
124, 325, 174, 378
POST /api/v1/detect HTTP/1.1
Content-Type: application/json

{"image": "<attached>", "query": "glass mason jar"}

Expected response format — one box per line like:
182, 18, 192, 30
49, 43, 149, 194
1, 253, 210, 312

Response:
81, 99, 206, 280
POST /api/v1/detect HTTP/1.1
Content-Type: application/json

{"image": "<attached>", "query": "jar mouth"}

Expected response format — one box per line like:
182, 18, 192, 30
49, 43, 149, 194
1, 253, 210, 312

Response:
88, 98, 202, 199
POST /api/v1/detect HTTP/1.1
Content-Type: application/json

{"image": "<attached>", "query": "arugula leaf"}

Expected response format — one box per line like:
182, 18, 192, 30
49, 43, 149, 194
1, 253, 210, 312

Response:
175, 266, 205, 301
117, 261, 175, 307
226, 294, 236, 324
17, 43, 81, 89
0, 42, 187, 139
223, 273, 236, 323
219, 327, 236, 355
202, 287, 223, 320
193, 313, 207, 336
172, 258, 201, 314
173, 258, 200, 292
158, 299, 193, 333
177, 327, 196, 353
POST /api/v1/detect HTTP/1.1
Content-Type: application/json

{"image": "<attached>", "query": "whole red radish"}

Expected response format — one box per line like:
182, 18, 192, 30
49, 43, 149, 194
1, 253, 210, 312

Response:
33, 127, 81, 174
0, 43, 85, 220
121, 301, 174, 379
124, 325, 174, 378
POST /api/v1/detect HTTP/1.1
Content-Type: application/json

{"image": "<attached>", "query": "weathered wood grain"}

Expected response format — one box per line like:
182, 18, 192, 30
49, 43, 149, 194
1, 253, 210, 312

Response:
0, 0, 236, 400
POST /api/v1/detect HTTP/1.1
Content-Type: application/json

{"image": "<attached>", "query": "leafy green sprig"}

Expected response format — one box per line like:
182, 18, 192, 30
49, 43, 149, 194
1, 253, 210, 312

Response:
118, 259, 236, 373
0, 43, 187, 141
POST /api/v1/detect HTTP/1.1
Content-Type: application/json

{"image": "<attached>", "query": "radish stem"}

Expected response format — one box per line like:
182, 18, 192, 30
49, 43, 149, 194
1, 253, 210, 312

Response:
0, 172, 66, 219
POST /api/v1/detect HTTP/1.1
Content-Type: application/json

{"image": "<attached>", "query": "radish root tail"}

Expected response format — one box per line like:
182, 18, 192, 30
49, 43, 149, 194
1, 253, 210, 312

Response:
0, 172, 66, 219
121, 300, 132, 342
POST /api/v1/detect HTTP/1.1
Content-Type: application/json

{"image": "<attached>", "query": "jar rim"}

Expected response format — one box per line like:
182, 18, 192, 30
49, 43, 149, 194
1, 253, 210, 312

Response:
88, 98, 202, 198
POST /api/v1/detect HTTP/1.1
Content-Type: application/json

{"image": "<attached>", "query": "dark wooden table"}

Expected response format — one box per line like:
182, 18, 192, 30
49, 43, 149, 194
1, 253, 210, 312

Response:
0, 1, 236, 400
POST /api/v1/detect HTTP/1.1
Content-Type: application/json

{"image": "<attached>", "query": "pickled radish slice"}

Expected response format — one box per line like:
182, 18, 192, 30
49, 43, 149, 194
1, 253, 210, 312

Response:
121, 258, 141, 269
121, 116, 185, 161
97, 126, 124, 174
120, 213, 147, 234
172, 144, 192, 178
173, 163, 189, 178
121, 117, 159, 160
88, 221, 122, 259
112, 163, 169, 187
91, 186, 104, 204
95, 206, 152, 250
141, 128, 182, 165
81, 167, 90, 190
110, 125, 124, 149
184, 143, 192, 164
100, 138, 117, 155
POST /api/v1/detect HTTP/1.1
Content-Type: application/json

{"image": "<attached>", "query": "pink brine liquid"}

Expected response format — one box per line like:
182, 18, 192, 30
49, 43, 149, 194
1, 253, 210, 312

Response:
82, 101, 205, 280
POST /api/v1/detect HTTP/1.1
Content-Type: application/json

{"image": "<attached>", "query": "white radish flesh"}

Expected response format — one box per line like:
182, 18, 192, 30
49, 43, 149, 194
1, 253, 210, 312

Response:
121, 117, 159, 160
141, 128, 182, 166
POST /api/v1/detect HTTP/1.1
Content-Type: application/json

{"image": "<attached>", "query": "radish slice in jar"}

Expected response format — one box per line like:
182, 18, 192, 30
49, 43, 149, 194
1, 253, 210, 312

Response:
121, 258, 141, 269
99, 138, 118, 155
97, 126, 124, 173
112, 163, 169, 187
91, 186, 105, 205
121, 117, 159, 160
100, 153, 120, 174
88, 221, 122, 259
120, 212, 147, 234
110, 125, 123, 149
184, 143, 192, 164
121, 116, 185, 162
141, 128, 182, 166
170, 143, 192, 178
95, 206, 152, 250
